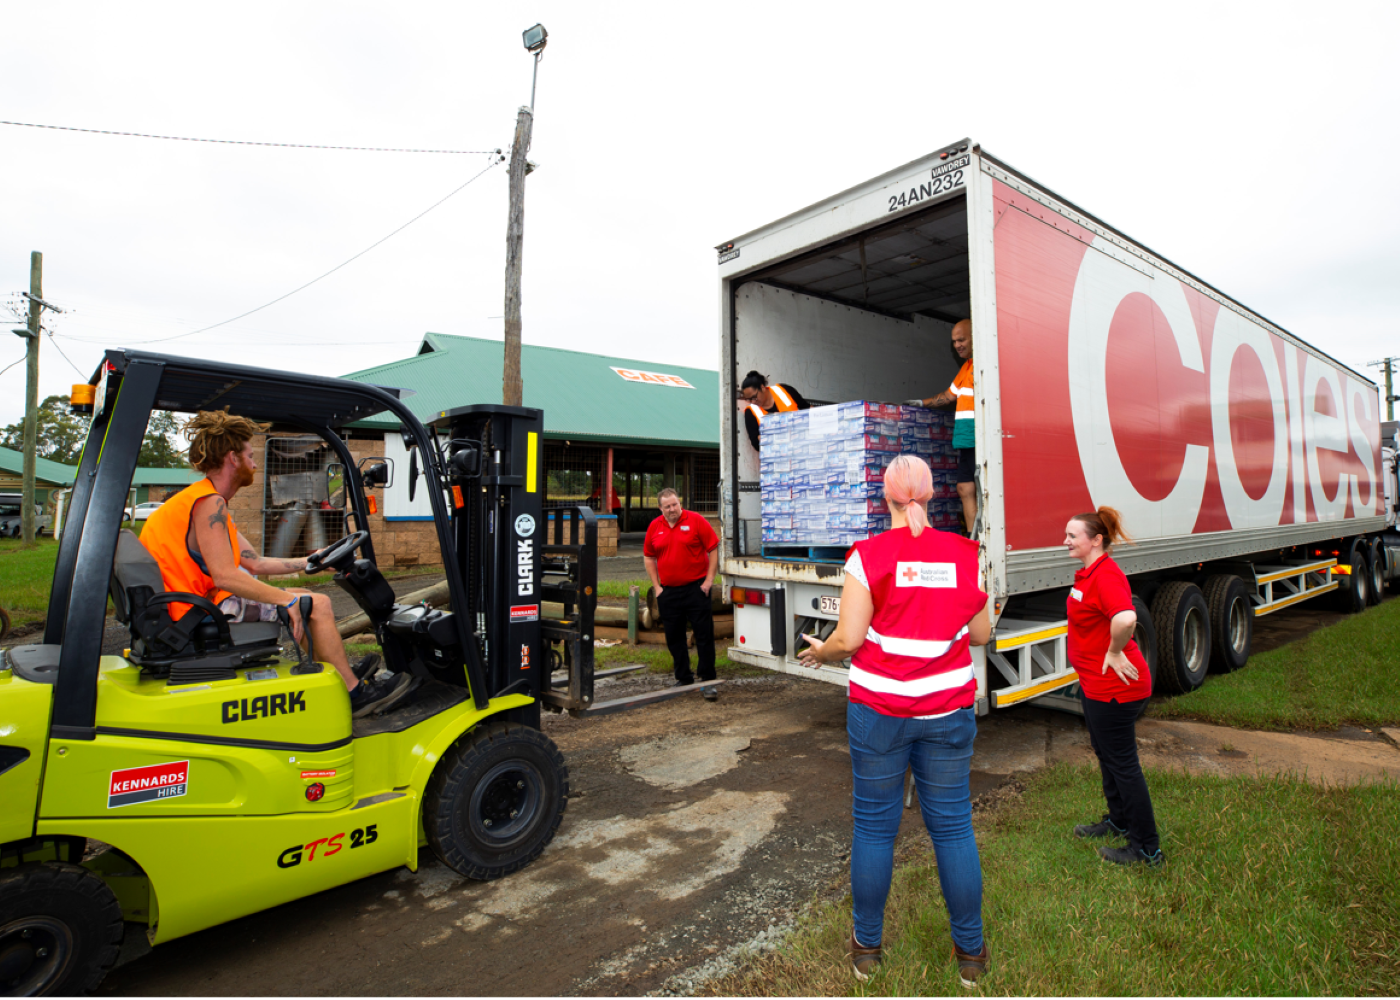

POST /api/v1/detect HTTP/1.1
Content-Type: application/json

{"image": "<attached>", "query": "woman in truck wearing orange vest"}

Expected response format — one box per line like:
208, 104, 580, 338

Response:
739, 370, 809, 451
797, 454, 992, 987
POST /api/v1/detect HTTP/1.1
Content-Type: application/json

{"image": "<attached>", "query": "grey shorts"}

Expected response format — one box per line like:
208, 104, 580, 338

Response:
217, 595, 282, 623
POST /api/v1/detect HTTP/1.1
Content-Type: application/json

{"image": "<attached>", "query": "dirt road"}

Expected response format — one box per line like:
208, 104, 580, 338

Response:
99, 655, 1400, 996
15, 556, 1395, 994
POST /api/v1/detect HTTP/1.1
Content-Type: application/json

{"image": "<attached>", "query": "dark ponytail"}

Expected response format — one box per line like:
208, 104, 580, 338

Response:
1072, 506, 1133, 552
741, 370, 769, 392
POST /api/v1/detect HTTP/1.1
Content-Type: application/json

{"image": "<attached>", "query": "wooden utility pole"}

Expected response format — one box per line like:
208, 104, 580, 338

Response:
1368, 356, 1399, 422
20, 251, 42, 545
502, 106, 533, 406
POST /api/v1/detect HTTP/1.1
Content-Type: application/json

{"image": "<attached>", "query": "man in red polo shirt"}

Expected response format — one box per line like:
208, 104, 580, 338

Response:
644, 488, 720, 700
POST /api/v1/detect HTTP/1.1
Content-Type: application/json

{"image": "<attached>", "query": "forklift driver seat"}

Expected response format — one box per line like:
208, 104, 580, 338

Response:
110, 529, 282, 682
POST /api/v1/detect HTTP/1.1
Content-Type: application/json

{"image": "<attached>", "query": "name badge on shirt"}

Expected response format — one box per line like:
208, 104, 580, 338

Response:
681, 525, 691, 531
895, 562, 956, 588
1070, 587, 1084, 601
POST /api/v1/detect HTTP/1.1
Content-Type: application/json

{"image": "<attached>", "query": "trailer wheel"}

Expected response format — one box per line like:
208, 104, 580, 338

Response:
1334, 544, 1369, 613
1151, 582, 1211, 694
1202, 575, 1252, 674
1130, 594, 1157, 689
1366, 538, 1386, 605
0, 862, 124, 997
425, 722, 569, 881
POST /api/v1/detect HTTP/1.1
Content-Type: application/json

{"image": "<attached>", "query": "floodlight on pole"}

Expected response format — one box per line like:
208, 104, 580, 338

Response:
502, 24, 548, 407
523, 23, 547, 110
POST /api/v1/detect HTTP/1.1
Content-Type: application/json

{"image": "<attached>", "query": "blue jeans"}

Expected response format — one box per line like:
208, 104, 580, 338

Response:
847, 700, 984, 953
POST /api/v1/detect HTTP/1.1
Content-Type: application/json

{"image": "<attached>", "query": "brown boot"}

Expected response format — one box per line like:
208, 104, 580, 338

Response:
848, 931, 881, 981
953, 940, 989, 988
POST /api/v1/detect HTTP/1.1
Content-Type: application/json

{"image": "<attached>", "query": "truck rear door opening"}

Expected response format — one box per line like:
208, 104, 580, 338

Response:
728, 190, 972, 556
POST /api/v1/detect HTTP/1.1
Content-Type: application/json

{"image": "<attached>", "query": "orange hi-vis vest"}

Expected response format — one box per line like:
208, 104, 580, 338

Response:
747, 383, 800, 425
140, 478, 241, 619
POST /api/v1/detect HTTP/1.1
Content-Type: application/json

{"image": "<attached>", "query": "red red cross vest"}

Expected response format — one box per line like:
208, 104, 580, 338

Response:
847, 527, 986, 717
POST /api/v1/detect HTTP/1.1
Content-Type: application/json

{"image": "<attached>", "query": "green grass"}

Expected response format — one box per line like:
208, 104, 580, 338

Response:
1151, 597, 1400, 731
597, 577, 650, 600
595, 577, 726, 601
0, 536, 59, 626
719, 763, 1400, 996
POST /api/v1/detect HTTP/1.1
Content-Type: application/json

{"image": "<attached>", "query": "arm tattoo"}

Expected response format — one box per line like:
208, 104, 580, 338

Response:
240, 548, 258, 560
207, 498, 229, 530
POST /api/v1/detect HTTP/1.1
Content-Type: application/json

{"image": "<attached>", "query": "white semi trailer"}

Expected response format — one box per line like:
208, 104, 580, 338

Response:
717, 139, 1400, 713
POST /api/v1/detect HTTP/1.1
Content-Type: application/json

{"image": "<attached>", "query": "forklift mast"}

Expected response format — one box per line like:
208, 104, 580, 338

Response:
436, 405, 596, 722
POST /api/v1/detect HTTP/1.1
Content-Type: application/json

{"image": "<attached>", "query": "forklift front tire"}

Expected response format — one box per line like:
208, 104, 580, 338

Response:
0, 862, 124, 997
425, 722, 569, 881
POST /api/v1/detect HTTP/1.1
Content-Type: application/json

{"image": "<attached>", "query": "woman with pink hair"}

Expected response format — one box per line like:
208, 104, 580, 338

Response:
799, 454, 991, 987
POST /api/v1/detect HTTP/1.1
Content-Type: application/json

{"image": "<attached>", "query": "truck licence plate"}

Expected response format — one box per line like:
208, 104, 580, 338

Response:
819, 595, 841, 616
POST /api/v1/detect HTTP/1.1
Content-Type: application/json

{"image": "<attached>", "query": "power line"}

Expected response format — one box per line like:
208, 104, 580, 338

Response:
0, 119, 501, 155
45, 330, 86, 379
116, 156, 505, 345
0, 355, 24, 377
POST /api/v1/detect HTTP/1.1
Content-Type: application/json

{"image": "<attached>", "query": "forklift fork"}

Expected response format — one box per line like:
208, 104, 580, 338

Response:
539, 506, 597, 714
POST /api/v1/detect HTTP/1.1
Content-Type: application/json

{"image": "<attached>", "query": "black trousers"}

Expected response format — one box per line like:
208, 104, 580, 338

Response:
1081, 693, 1160, 855
657, 579, 715, 684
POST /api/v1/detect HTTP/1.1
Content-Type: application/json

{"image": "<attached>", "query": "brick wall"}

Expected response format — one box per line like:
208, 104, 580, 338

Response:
226, 434, 616, 569
345, 437, 442, 570
597, 517, 617, 558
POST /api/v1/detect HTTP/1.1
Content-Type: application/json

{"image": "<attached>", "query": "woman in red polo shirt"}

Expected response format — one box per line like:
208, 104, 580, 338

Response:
1064, 507, 1163, 867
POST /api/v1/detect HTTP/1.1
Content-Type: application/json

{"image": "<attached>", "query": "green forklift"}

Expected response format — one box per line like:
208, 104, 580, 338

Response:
0, 350, 598, 995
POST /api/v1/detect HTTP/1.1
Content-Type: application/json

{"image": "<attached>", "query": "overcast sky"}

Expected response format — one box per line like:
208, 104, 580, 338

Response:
3, 1, 1397, 429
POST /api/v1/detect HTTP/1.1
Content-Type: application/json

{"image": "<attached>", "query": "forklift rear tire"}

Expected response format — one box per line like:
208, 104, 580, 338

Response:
425, 722, 569, 881
0, 862, 124, 996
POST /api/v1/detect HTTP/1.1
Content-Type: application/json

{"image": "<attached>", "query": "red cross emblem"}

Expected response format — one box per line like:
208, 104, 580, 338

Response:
902, 566, 918, 582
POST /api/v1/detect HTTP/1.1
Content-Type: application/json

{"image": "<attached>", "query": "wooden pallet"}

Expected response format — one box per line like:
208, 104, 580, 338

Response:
761, 544, 850, 564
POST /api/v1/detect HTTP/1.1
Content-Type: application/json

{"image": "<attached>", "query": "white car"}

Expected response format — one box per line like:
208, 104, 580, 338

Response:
132, 501, 163, 521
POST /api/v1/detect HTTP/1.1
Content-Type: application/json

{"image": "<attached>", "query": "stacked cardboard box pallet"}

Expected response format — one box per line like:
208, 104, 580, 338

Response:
759, 402, 961, 556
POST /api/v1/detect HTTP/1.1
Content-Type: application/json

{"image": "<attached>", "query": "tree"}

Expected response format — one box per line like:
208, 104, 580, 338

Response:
138, 410, 187, 469
0, 395, 89, 465
0, 397, 187, 469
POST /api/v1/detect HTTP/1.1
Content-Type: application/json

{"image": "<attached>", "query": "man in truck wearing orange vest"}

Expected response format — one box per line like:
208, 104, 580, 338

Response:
141, 409, 414, 718
906, 318, 977, 535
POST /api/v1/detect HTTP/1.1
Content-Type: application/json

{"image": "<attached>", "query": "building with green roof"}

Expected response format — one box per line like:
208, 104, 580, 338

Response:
343, 334, 719, 533
1, 446, 199, 536
0, 446, 77, 499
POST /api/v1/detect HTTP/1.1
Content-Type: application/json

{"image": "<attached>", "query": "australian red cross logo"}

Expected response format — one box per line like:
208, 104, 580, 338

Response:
108, 760, 189, 809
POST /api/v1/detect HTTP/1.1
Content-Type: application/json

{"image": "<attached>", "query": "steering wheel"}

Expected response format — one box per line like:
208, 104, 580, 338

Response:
305, 530, 369, 575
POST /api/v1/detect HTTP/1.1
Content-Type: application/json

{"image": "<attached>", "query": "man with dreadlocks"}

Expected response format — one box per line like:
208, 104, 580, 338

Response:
141, 409, 416, 718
